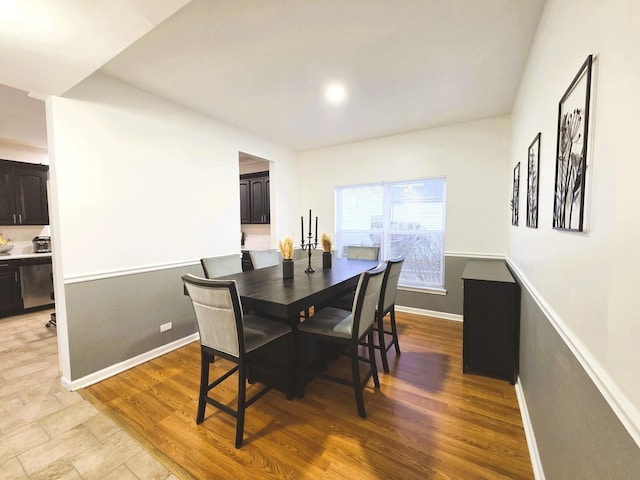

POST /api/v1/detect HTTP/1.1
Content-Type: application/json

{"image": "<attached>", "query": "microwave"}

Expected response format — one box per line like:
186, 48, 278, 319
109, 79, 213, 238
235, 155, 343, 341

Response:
33, 236, 51, 253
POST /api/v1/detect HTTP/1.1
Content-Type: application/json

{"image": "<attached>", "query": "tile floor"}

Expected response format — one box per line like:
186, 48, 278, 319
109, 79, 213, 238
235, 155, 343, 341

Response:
0, 309, 179, 480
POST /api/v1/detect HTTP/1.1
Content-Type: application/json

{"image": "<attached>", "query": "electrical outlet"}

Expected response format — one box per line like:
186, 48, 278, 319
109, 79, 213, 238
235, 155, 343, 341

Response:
160, 322, 172, 332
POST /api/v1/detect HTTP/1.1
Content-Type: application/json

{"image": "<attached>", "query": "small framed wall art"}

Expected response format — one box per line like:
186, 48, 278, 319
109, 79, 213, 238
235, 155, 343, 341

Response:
511, 162, 520, 226
527, 132, 541, 228
553, 54, 593, 232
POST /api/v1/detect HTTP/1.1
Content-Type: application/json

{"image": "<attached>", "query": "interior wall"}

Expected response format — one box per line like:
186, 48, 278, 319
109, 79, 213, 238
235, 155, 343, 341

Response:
508, 0, 640, 472
46, 73, 299, 384
0, 142, 48, 165
299, 116, 511, 257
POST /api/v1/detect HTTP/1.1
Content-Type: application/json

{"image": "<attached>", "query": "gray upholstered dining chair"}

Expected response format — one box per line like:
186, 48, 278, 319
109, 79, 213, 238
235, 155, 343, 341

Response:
248, 248, 281, 269
326, 245, 381, 311
346, 245, 380, 260
298, 263, 386, 418
182, 274, 293, 448
374, 256, 405, 373
200, 254, 242, 278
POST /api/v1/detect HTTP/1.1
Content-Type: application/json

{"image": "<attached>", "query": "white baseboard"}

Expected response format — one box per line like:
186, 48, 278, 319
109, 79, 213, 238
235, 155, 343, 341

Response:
515, 378, 546, 480
61, 333, 200, 391
396, 305, 463, 322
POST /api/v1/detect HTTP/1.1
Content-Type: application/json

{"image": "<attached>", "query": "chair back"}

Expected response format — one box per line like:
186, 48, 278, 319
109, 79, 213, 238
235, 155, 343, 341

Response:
346, 245, 380, 260
182, 274, 244, 358
249, 249, 281, 269
201, 254, 242, 278
351, 264, 386, 339
379, 256, 405, 313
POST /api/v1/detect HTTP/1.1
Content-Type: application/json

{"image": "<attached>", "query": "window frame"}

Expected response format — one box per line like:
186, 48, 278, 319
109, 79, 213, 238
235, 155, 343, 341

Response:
334, 177, 446, 291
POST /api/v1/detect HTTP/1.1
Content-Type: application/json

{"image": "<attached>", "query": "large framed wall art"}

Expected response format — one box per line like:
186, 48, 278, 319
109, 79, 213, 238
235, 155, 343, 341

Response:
553, 54, 593, 232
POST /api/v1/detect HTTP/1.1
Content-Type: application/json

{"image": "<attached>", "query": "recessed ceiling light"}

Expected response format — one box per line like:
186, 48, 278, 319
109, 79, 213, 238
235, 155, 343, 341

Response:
325, 83, 346, 104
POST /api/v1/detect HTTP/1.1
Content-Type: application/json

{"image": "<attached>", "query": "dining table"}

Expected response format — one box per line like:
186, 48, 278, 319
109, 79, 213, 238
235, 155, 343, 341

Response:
217, 257, 379, 324
216, 257, 380, 394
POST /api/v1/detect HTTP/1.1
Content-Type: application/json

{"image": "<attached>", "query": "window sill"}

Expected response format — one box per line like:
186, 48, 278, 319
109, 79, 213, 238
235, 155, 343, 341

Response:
398, 286, 447, 296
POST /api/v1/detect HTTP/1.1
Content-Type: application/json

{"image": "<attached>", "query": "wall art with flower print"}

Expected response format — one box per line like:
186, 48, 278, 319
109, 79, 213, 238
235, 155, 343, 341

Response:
527, 132, 541, 228
511, 162, 520, 226
553, 54, 593, 232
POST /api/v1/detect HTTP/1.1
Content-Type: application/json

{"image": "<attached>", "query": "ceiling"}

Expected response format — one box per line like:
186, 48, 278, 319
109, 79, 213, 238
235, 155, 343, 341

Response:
0, 0, 545, 152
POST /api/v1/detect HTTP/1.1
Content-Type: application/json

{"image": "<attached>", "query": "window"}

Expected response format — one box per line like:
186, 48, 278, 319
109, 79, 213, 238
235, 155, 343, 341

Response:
335, 177, 446, 290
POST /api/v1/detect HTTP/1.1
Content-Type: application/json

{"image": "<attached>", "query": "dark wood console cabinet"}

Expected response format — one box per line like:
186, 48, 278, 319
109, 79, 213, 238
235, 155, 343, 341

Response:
240, 171, 270, 224
462, 259, 520, 384
0, 160, 49, 226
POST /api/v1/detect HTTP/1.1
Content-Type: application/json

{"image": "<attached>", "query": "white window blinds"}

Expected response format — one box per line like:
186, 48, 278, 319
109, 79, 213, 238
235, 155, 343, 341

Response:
335, 177, 446, 289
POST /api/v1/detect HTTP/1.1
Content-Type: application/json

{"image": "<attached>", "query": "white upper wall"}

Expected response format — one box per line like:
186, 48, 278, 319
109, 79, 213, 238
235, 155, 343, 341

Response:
299, 116, 511, 256
509, 0, 640, 441
46, 73, 299, 279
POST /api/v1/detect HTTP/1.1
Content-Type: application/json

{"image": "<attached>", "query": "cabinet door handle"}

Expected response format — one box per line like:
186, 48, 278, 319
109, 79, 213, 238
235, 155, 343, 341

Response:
15, 272, 18, 282
13, 214, 16, 224
18, 214, 22, 224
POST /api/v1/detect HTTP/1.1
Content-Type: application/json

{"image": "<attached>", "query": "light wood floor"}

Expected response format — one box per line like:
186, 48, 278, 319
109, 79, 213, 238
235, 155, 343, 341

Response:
81, 312, 534, 480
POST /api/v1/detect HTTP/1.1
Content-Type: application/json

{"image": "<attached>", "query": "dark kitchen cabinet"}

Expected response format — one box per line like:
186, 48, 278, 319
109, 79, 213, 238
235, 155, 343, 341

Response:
0, 259, 22, 316
462, 259, 520, 384
240, 172, 270, 224
0, 160, 49, 226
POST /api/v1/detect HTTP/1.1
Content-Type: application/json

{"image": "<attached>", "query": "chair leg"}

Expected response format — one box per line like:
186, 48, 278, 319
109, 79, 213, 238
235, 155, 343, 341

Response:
196, 349, 210, 424
351, 344, 366, 418
368, 331, 380, 388
390, 307, 401, 355
235, 362, 247, 448
377, 312, 390, 373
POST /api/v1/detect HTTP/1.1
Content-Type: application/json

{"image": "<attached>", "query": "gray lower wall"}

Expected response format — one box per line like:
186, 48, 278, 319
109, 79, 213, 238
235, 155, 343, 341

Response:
396, 255, 468, 315
398, 255, 640, 478
65, 263, 202, 380
511, 267, 640, 480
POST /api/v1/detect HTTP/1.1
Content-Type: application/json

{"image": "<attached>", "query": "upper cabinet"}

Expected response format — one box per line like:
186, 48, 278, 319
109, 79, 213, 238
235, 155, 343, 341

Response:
0, 160, 49, 226
240, 171, 270, 224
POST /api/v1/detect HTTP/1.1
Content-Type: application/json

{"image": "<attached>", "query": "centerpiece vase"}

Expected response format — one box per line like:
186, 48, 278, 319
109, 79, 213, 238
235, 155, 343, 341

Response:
322, 251, 332, 269
282, 258, 294, 279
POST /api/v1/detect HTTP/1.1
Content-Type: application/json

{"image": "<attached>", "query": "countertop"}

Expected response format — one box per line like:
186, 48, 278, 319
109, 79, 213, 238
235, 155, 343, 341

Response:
0, 252, 52, 260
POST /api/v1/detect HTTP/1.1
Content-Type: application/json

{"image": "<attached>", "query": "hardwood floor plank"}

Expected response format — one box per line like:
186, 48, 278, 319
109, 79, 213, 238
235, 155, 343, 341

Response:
81, 313, 533, 479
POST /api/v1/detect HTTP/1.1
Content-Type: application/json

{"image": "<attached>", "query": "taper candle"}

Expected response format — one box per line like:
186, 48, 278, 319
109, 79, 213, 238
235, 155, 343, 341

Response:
308, 209, 312, 234
301, 216, 304, 244
315, 216, 318, 242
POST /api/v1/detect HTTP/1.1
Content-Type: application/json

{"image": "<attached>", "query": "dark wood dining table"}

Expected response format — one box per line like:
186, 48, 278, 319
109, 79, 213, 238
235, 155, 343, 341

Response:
217, 257, 380, 394
218, 257, 379, 325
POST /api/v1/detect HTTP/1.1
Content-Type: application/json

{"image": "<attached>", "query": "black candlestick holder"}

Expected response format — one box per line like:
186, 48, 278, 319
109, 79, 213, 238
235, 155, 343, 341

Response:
301, 233, 318, 273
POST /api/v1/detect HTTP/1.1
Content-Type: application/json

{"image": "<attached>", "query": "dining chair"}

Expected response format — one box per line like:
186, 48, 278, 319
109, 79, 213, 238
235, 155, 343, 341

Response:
297, 263, 386, 418
346, 245, 380, 260
200, 254, 242, 278
182, 274, 293, 448
248, 248, 281, 269
374, 256, 405, 373
326, 245, 381, 311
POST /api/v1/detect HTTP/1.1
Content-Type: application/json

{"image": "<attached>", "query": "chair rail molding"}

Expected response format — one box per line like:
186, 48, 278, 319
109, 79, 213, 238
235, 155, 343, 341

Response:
65, 259, 201, 284
507, 257, 640, 449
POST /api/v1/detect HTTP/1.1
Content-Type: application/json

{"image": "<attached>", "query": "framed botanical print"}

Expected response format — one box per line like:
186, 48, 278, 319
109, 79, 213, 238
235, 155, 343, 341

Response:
511, 162, 520, 226
553, 55, 593, 231
527, 133, 541, 228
